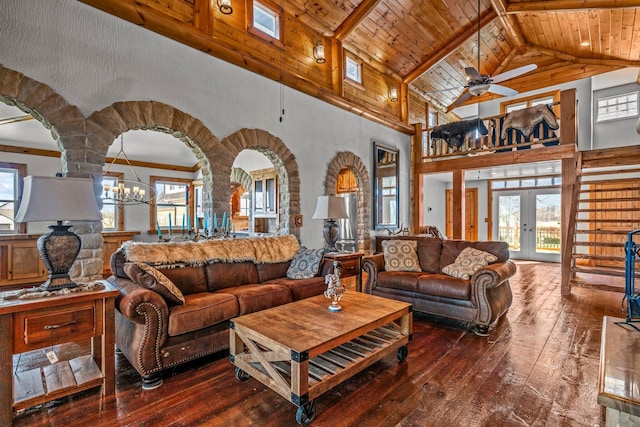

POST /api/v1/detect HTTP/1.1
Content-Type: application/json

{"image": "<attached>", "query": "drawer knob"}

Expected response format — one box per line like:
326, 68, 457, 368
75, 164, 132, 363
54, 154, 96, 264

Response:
44, 320, 77, 330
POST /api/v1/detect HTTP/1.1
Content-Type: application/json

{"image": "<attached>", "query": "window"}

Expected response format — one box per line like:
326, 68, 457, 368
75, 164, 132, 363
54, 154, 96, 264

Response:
345, 56, 362, 84
252, 1, 280, 40
428, 111, 437, 128
150, 177, 193, 234
240, 192, 251, 216
596, 92, 639, 122
501, 91, 559, 115
490, 176, 561, 190
101, 172, 124, 231
0, 163, 26, 234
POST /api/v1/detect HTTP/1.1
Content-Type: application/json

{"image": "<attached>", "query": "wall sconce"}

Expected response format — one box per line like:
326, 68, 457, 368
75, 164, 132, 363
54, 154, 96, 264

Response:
313, 41, 326, 64
218, 0, 232, 14
389, 87, 399, 102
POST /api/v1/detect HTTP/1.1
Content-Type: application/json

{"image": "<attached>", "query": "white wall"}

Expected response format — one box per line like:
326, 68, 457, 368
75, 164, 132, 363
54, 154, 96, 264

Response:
0, 0, 410, 249
592, 82, 640, 149
422, 176, 447, 236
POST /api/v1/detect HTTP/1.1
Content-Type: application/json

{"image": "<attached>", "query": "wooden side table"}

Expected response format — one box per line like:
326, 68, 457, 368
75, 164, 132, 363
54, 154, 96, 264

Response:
323, 252, 364, 292
0, 281, 119, 425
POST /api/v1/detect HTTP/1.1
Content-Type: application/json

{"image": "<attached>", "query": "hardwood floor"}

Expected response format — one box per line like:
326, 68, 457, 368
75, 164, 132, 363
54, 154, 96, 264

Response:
12, 261, 622, 426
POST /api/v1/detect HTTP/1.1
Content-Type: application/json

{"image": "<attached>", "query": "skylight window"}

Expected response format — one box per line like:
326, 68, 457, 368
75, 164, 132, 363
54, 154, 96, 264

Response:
253, 1, 279, 39
597, 92, 639, 122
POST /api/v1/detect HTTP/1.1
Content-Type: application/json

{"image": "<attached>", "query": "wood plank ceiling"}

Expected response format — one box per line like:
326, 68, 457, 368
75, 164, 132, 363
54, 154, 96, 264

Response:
79, 0, 640, 127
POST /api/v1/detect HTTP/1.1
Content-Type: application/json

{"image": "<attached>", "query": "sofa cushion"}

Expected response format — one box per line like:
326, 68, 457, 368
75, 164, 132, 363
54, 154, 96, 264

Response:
265, 277, 326, 301
256, 261, 291, 283
168, 292, 239, 336
442, 247, 498, 280
417, 274, 470, 300
377, 271, 420, 292
286, 247, 324, 279
440, 240, 509, 270
416, 238, 442, 273
123, 262, 185, 305
215, 284, 292, 315
205, 262, 260, 291
382, 240, 422, 272
159, 265, 209, 295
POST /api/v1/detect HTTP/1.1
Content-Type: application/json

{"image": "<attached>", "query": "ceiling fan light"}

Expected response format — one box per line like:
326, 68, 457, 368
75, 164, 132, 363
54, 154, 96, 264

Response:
469, 84, 490, 96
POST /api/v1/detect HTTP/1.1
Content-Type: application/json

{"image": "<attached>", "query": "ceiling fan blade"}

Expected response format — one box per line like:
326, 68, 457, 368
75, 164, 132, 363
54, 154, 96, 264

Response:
450, 90, 473, 108
488, 84, 518, 97
464, 67, 482, 82
491, 64, 537, 84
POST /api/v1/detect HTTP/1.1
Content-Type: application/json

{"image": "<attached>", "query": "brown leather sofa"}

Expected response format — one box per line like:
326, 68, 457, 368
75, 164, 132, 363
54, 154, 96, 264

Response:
107, 236, 336, 389
362, 235, 516, 336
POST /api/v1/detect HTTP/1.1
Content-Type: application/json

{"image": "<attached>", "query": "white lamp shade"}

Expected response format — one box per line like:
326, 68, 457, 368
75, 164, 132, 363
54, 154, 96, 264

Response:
312, 195, 349, 220
15, 176, 102, 223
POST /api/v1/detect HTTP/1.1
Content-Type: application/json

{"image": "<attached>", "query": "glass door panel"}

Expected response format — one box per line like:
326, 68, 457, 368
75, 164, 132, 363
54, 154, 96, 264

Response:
533, 192, 561, 262
496, 193, 523, 258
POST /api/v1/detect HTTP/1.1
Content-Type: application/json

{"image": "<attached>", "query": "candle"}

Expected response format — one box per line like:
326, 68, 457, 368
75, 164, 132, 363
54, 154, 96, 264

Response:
222, 212, 227, 229
227, 218, 231, 231
204, 212, 208, 231
156, 220, 161, 237
182, 214, 185, 233
168, 213, 172, 235
213, 213, 218, 230
187, 213, 191, 232
232, 221, 235, 233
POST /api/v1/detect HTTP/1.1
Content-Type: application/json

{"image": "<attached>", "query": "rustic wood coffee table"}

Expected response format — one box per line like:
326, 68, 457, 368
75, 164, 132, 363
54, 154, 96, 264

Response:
229, 292, 412, 425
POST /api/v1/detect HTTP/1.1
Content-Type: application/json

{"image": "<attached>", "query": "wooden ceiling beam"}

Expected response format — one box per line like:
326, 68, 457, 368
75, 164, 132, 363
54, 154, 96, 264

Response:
529, 43, 640, 67
489, 0, 526, 52
334, 0, 381, 41
403, 10, 497, 85
506, 1, 640, 13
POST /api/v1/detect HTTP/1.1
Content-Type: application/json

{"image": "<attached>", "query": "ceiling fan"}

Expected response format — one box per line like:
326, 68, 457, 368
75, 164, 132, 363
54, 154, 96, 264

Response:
428, 0, 537, 108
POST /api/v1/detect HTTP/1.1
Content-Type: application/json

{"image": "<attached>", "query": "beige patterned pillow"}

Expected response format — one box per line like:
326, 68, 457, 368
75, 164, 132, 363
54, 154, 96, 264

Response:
442, 247, 498, 280
123, 262, 185, 305
382, 240, 422, 272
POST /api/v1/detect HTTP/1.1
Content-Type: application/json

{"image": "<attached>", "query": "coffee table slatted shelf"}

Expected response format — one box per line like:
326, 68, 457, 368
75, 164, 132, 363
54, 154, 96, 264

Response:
230, 293, 412, 425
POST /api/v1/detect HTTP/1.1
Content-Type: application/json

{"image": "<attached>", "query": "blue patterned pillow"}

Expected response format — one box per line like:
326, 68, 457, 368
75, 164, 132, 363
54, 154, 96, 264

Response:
286, 247, 324, 279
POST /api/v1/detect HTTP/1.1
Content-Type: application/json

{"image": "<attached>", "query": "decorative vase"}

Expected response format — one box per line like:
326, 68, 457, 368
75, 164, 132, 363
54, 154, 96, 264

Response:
324, 261, 345, 312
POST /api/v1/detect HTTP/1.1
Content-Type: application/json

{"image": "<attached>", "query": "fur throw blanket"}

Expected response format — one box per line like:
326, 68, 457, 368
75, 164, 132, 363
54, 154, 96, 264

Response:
121, 235, 300, 266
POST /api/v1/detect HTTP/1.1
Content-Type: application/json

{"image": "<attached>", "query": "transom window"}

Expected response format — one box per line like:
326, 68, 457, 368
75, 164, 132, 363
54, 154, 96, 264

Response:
491, 176, 561, 189
345, 56, 362, 84
253, 1, 280, 39
505, 96, 555, 113
502, 90, 559, 115
596, 92, 639, 122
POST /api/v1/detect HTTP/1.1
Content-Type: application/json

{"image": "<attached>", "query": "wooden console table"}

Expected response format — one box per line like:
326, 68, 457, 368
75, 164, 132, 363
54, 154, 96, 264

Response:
323, 252, 364, 292
0, 281, 119, 425
598, 316, 640, 426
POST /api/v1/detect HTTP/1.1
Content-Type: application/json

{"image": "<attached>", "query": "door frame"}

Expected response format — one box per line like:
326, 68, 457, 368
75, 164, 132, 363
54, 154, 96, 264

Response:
446, 187, 478, 240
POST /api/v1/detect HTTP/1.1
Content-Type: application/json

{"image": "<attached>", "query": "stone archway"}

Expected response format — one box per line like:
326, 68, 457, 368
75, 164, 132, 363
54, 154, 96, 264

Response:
86, 101, 221, 220
0, 65, 102, 282
323, 152, 371, 253
219, 128, 301, 238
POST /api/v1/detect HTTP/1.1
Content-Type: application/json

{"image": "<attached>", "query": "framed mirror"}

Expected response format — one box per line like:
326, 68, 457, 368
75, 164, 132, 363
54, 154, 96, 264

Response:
373, 142, 399, 229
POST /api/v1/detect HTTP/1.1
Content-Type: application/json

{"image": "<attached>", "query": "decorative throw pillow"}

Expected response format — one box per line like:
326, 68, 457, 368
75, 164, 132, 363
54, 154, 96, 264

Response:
442, 247, 498, 280
382, 240, 422, 272
286, 247, 324, 279
123, 262, 185, 305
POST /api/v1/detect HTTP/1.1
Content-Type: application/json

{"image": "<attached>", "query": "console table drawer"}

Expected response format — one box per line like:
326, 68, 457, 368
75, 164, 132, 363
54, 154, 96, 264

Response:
16, 304, 97, 351
339, 259, 360, 277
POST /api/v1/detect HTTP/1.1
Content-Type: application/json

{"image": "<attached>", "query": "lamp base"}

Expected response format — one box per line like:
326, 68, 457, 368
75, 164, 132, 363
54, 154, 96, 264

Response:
323, 219, 340, 253
36, 223, 82, 291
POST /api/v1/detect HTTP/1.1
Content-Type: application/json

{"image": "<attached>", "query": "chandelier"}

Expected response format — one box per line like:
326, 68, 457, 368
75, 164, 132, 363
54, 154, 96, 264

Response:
103, 134, 156, 205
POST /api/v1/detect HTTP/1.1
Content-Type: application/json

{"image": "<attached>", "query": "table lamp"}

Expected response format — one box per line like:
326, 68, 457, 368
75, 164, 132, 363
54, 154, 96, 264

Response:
312, 195, 349, 252
14, 176, 102, 291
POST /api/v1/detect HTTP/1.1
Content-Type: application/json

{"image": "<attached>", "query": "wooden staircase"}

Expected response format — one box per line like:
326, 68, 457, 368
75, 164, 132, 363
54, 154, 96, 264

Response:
569, 162, 640, 293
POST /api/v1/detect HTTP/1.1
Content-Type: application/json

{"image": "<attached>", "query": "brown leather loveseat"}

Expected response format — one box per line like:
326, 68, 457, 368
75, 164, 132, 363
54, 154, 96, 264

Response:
107, 235, 336, 389
362, 235, 516, 336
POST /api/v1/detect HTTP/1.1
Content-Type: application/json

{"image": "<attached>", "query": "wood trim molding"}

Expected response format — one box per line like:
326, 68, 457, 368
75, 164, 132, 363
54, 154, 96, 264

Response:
506, 0, 640, 13
334, 0, 381, 42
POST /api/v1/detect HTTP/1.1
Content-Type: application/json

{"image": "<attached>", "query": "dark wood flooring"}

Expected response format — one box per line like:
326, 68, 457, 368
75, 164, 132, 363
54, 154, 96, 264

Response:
12, 261, 622, 426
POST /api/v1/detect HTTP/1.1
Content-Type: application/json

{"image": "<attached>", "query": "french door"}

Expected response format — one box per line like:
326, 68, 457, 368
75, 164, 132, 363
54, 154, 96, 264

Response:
492, 189, 561, 262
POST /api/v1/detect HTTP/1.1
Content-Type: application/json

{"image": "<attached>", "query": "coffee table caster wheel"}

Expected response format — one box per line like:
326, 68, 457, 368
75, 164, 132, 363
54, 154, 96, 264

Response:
235, 367, 250, 381
296, 400, 316, 425
397, 345, 408, 362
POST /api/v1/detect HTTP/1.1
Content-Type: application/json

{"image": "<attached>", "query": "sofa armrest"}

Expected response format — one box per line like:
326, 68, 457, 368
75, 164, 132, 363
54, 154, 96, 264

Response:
470, 259, 517, 289
362, 253, 385, 294
109, 276, 169, 325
